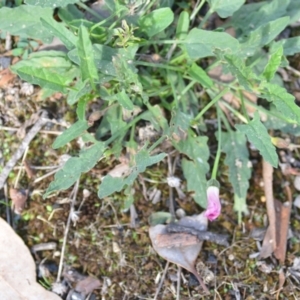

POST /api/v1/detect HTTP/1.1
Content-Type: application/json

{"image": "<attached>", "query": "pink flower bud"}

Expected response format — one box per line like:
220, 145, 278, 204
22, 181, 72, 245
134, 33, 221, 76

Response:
204, 186, 221, 221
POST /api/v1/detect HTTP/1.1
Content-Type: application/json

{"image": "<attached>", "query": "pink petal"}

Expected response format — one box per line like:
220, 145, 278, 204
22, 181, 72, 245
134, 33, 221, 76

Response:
204, 186, 221, 221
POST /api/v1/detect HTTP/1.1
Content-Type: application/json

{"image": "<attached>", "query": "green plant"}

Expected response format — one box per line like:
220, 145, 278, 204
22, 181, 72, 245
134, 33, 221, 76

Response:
2, 0, 300, 219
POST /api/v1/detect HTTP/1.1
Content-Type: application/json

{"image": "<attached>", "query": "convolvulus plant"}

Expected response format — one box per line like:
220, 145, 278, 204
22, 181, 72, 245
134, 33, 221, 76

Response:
1, 0, 300, 220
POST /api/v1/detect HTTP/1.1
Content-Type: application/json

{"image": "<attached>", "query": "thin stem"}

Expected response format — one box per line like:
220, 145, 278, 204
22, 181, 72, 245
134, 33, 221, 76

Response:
78, 1, 102, 21
56, 180, 80, 282
211, 106, 222, 180
148, 135, 166, 153
104, 112, 148, 146
134, 61, 184, 72
220, 100, 248, 124
199, 8, 213, 28
193, 87, 229, 122
239, 90, 250, 123
190, 0, 206, 21
153, 261, 170, 300
218, 107, 232, 132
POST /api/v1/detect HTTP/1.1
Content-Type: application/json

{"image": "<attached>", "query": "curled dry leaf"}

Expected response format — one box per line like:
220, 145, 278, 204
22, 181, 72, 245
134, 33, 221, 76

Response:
75, 276, 101, 297
9, 187, 29, 214
149, 213, 209, 294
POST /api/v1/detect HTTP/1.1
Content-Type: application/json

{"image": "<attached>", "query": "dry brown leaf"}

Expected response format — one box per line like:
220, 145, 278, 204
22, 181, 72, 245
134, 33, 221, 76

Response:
149, 213, 209, 293
75, 276, 101, 296
9, 188, 29, 215
0, 217, 62, 300
0, 68, 16, 88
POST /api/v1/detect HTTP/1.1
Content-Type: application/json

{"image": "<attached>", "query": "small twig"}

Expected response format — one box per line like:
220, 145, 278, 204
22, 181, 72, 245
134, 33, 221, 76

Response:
0, 110, 48, 190
56, 180, 80, 283
153, 261, 170, 300
165, 223, 229, 246
262, 160, 277, 251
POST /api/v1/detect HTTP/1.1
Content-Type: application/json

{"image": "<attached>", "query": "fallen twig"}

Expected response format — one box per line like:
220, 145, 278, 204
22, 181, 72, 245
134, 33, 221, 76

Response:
0, 110, 48, 190
260, 160, 277, 258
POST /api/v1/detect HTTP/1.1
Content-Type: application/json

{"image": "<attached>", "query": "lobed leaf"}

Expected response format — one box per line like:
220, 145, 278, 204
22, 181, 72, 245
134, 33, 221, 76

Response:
222, 131, 251, 200
187, 63, 213, 89
175, 135, 210, 207
76, 26, 99, 85
139, 7, 174, 37
52, 120, 89, 149
231, 0, 289, 34
0, 5, 54, 43
40, 17, 77, 50
208, 0, 245, 18
239, 17, 290, 57
260, 83, 300, 124
98, 150, 166, 198
235, 112, 278, 167
44, 142, 105, 198
11, 66, 73, 93
262, 46, 283, 81
25, 0, 78, 7
184, 28, 240, 59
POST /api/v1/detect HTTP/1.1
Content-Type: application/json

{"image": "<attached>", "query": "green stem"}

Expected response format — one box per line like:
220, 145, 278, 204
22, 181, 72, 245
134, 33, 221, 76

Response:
148, 135, 166, 153
134, 61, 184, 72
218, 107, 232, 132
193, 87, 229, 122
220, 100, 248, 124
239, 90, 250, 123
190, 0, 206, 21
104, 112, 147, 146
78, 1, 102, 20
199, 8, 213, 28
211, 106, 222, 180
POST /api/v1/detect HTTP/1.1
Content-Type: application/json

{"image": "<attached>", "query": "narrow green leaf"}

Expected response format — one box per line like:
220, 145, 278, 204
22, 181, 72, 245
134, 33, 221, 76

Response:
0, 5, 53, 43
67, 79, 91, 105
169, 110, 192, 141
182, 159, 207, 207
222, 131, 251, 199
44, 142, 105, 197
219, 53, 257, 91
231, 0, 289, 34
279, 37, 300, 56
139, 8, 174, 37
77, 25, 99, 84
176, 11, 189, 40
260, 83, 300, 124
25, 0, 78, 7
187, 63, 213, 88
115, 89, 134, 110
175, 135, 210, 170
76, 96, 90, 121
239, 17, 290, 57
262, 46, 283, 81
208, 0, 245, 18
184, 28, 240, 59
235, 112, 278, 167
52, 120, 89, 149
98, 150, 166, 198
106, 106, 127, 135
40, 17, 77, 50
